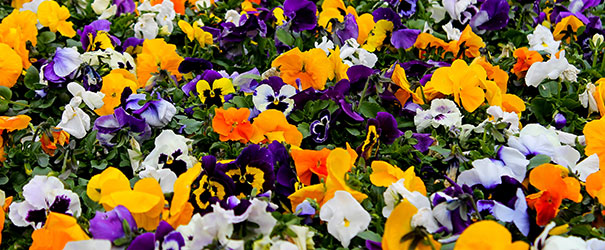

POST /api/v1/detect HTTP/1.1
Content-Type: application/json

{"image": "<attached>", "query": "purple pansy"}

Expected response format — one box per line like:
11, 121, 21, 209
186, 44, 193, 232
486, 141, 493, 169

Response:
78, 20, 120, 51
127, 221, 185, 250
124, 93, 177, 128
283, 0, 317, 32
189, 156, 236, 215
218, 144, 275, 199
94, 107, 152, 147
89, 205, 137, 242
470, 0, 510, 30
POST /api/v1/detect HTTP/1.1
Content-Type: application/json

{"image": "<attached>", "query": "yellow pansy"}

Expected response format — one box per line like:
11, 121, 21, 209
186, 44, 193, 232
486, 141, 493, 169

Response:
178, 20, 213, 47
37, 0, 76, 38
329, 46, 349, 81
196, 78, 235, 106
362, 20, 394, 52
95, 69, 138, 116
370, 161, 426, 196
553, 15, 584, 42
271, 47, 334, 90
454, 220, 529, 250
136, 38, 184, 88
0, 9, 38, 69
383, 201, 441, 250
0, 43, 23, 88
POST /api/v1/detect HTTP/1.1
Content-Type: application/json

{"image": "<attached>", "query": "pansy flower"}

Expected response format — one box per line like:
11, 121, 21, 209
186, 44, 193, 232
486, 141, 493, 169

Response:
271, 47, 334, 91
94, 107, 152, 147
0, 9, 37, 70
469, 0, 510, 31
253, 76, 297, 115
526, 163, 582, 226
30, 213, 89, 250
212, 107, 255, 143
553, 15, 584, 42
218, 144, 275, 199
42, 47, 82, 85
40, 128, 70, 157
309, 111, 331, 143
139, 130, 197, 193
178, 20, 213, 47
136, 38, 184, 88
583, 118, 605, 167
189, 156, 235, 214
124, 93, 177, 128
250, 109, 303, 146
78, 20, 120, 52
289, 148, 367, 208
511, 47, 543, 78
319, 191, 371, 248
8, 176, 81, 229
196, 78, 236, 107
454, 220, 528, 250
37, 0, 76, 37
88, 167, 165, 231
291, 147, 332, 185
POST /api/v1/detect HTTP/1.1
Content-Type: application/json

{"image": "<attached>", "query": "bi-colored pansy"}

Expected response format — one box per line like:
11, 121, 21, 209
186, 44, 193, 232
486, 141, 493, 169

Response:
196, 78, 235, 106
553, 15, 584, 42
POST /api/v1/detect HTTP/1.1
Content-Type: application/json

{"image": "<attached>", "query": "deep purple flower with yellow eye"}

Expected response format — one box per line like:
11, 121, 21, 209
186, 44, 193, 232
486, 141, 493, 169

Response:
121, 37, 144, 53
89, 205, 137, 242
310, 110, 331, 143
469, 0, 510, 30
218, 144, 275, 199
94, 107, 151, 147
372, 7, 402, 29
78, 20, 120, 52
370, 112, 404, 145
190, 156, 236, 215
283, 0, 317, 32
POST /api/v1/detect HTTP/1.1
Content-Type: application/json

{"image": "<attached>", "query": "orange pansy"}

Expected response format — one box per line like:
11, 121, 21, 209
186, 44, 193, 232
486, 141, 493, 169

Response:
136, 38, 184, 88
526, 163, 581, 226
271, 47, 334, 91
212, 107, 255, 143
251, 109, 303, 147
291, 147, 332, 185
457, 25, 485, 58
511, 47, 543, 78
40, 128, 70, 157
30, 212, 89, 250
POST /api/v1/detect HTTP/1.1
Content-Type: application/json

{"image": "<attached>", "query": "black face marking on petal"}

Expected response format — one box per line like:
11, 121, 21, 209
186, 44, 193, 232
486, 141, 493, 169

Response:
49, 195, 71, 214
26, 209, 47, 225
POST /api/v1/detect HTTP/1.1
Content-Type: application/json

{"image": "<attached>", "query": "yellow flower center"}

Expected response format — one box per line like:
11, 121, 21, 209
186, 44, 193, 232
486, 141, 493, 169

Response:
344, 218, 350, 227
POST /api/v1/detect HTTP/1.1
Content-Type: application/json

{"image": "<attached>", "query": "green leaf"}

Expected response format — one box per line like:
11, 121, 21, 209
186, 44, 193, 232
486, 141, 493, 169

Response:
38, 31, 56, 44
429, 145, 451, 158
0, 86, 12, 100
538, 81, 559, 98
297, 122, 310, 138
357, 231, 382, 242
276, 28, 294, 46
359, 102, 382, 118
528, 154, 551, 169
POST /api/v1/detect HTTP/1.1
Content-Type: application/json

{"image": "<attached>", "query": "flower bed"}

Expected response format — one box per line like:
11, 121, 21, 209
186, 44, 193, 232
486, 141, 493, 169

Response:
0, 0, 604, 249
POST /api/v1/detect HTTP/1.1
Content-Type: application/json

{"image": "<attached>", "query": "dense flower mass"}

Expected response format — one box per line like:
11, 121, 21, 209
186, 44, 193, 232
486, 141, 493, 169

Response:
2, 0, 605, 249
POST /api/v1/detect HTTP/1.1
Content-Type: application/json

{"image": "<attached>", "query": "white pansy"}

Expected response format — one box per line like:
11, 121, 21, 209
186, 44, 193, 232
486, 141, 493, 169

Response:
443, 22, 461, 40
580, 83, 599, 115
91, 0, 117, 19
560, 64, 580, 83
525, 51, 572, 87
225, 10, 241, 25
9, 176, 81, 229
139, 130, 196, 193
314, 36, 335, 55
442, 0, 477, 21
288, 225, 315, 250
319, 191, 371, 248
57, 97, 91, 139
64, 239, 112, 250
339, 38, 378, 68
527, 25, 561, 55
543, 236, 586, 250
67, 82, 105, 110
134, 13, 159, 40
428, 0, 447, 23
382, 178, 432, 219
246, 199, 278, 236
508, 123, 560, 158
414, 99, 462, 132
